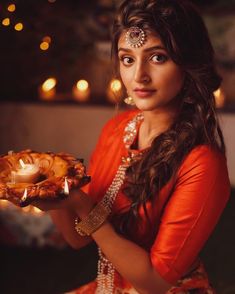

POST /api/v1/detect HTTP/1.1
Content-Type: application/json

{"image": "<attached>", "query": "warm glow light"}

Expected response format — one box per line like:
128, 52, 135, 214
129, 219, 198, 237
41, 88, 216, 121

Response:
42, 78, 57, 91
110, 79, 122, 92
48, 0, 56, 3
22, 206, 31, 213
0, 199, 44, 215
32, 206, 43, 214
42, 36, 51, 43
39, 78, 57, 100
14, 22, 23, 31
21, 188, 28, 202
2, 18, 10, 26
19, 159, 26, 168
64, 177, 69, 195
73, 80, 90, 102
0, 200, 9, 208
214, 88, 225, 108
107, 79, 123, 103
76, 80, 89, 91
7, 4, 16, 12
40, 41, 50, 51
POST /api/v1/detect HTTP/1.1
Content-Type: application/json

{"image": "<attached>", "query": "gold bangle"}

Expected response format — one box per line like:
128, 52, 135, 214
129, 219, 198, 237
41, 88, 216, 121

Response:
75, 202, 111, 236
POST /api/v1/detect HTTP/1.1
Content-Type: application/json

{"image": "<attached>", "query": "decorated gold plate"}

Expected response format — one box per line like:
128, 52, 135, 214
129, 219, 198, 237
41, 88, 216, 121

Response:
0, 149, 90, 207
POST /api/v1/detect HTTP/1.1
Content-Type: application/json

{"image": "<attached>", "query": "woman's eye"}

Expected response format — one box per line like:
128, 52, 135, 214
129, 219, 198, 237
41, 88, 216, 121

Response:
151, 54, 168, 63
120, 56, 134, 65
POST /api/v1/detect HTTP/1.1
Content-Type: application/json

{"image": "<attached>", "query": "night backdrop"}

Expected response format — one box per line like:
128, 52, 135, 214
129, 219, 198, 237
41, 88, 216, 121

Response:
0, 2, 235, 294
0, 0, 235, 106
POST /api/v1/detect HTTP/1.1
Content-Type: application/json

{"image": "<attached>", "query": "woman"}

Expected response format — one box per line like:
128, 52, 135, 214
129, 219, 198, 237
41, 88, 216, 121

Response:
34, 0, 230, 293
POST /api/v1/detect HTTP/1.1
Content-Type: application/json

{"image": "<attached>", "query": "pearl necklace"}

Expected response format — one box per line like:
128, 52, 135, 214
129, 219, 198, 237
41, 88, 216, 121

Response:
96, 112, 144, 294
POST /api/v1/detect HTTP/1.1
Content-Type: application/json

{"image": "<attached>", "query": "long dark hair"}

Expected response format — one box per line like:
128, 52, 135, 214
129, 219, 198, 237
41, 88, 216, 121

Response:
111, 0, 225, 237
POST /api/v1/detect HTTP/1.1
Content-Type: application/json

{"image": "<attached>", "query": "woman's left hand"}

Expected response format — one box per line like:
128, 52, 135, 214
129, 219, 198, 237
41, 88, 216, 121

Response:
32, 189, 95, 219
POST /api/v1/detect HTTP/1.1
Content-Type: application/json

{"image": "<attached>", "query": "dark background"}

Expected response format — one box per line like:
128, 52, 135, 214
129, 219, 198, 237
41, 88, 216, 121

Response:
0, 0, 235, 105
0, 1, 235, 293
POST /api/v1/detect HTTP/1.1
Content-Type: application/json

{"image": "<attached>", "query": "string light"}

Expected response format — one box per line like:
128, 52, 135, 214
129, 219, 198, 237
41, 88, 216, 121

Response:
2, 18, 10, 26
7, 4, 16, 12
14, 22, 24, 31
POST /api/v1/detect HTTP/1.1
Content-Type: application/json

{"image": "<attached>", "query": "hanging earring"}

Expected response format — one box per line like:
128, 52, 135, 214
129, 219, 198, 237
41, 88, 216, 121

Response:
124, 96, 135, 106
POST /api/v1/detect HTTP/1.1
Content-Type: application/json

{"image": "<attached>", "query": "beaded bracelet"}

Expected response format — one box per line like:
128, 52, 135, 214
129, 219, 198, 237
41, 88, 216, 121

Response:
75, 202, 111, 236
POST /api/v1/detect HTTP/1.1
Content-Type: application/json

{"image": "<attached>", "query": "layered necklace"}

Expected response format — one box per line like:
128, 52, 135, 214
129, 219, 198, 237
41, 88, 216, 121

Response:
96, 112, 144, 294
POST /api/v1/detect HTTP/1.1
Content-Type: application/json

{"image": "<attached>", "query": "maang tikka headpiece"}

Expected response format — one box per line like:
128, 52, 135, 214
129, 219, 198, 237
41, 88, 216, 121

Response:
125, 26, 146, 48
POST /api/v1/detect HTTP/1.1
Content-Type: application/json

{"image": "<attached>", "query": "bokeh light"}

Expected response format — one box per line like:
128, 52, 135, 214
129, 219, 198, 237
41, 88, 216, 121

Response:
2, 18, 10, 26
40, 41, 50, 51
14, 22, 23, 31
110, 79, 122, 92
42, 78, 57, 91
7, 4, 16, 12
76, 80, 89, 91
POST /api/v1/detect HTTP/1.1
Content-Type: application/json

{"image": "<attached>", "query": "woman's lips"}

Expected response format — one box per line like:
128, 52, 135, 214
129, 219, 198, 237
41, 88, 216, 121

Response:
133, 89, 156, 98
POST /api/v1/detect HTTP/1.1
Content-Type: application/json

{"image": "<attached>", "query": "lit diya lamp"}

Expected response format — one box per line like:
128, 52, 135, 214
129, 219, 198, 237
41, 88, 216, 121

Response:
63, 177, 69, 195
11, 159, 40, 184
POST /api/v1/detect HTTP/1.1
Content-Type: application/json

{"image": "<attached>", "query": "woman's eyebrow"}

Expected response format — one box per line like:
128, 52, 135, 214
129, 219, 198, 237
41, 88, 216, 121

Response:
118, 45, 166, 53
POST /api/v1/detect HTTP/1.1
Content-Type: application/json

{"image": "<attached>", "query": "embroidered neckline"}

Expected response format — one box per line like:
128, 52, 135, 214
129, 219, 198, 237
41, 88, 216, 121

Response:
123, 112, 144, 150
122, 112, 145, 166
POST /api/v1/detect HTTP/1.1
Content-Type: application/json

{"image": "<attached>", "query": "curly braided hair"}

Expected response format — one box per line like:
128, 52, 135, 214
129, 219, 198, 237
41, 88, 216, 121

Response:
111, 0, 225, 238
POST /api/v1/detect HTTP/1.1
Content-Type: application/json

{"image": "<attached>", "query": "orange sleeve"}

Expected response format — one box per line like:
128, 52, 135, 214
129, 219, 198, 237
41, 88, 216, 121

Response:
150, 145, 231, 284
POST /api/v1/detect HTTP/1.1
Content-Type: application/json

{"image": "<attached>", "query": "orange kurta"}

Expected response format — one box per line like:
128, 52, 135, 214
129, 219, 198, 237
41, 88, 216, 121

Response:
77, 110, 230, 293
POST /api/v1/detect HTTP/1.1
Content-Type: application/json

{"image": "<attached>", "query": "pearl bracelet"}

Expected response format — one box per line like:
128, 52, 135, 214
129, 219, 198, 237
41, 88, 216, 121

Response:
75, 202, 111, 236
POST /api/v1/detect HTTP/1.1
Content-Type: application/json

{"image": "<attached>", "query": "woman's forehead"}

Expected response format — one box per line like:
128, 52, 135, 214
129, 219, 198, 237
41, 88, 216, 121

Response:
118, 30, 164, 50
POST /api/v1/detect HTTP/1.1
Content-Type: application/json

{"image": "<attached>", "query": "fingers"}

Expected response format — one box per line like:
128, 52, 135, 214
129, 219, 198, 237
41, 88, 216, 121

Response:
1, 197, 21, 207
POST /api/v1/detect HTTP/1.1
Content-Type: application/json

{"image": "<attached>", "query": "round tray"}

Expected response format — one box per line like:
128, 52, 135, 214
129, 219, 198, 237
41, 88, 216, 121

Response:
0, 149, 90, 206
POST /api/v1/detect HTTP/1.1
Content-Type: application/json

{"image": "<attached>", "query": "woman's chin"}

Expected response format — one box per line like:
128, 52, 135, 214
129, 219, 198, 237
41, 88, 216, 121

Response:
135, 100, 160, 112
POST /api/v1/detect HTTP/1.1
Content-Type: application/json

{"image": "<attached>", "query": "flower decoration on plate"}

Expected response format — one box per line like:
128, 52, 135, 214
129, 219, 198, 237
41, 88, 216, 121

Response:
0, 149, 90, 207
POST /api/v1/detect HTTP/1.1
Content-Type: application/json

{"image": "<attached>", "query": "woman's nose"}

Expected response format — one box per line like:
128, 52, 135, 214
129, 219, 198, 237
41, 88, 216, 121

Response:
134, 62, 151, 84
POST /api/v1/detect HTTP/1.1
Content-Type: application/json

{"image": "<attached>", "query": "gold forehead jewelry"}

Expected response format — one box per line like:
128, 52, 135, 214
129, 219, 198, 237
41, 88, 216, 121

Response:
125, 26, 146, 48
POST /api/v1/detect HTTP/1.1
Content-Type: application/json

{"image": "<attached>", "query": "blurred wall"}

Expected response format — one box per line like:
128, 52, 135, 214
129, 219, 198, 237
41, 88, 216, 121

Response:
0, 102, 235, 185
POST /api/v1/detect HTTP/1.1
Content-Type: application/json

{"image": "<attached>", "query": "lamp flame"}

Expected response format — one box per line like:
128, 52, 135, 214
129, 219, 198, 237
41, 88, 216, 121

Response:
64, 177, 69, 195
19, 159, 26, 169
21, 188, 28, 202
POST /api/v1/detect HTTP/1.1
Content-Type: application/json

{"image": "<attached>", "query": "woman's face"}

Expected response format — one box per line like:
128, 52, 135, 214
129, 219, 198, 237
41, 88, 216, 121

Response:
118, 31, 185, 112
